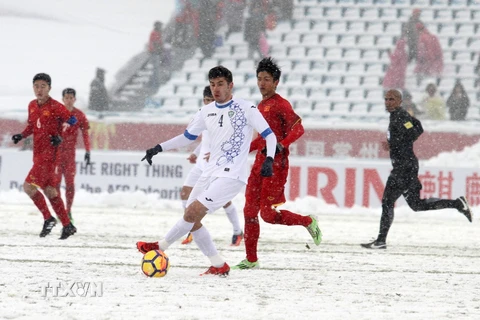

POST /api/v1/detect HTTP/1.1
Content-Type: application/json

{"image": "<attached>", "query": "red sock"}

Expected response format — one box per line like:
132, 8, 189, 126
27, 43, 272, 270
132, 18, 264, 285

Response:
65, 185, 75, 213
245, 217, 260, 263
31, 191, 52, 220
277, 210, 312, 227
49, 196, 70, 226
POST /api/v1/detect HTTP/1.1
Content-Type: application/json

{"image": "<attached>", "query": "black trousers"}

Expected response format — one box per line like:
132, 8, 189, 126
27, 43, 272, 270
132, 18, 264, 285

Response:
377, 165, 459, 242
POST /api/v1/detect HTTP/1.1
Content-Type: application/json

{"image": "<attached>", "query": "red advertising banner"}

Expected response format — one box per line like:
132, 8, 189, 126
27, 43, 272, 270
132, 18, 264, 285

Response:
1, 118, 479, 159
2, 150, 479, 208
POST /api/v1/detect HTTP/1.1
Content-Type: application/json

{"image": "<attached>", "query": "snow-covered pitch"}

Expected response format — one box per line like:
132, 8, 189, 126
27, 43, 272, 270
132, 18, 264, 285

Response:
0, 193, 478, 319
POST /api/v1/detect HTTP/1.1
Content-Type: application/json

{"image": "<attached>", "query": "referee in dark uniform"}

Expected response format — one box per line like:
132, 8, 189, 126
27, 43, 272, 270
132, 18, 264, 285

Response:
362, 90, 472, 249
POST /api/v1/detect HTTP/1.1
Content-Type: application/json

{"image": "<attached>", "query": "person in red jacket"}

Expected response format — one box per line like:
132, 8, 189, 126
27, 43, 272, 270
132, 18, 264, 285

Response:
414, 23, 443, 80
56, 88, 91, 223
382, 31, 408, 90
232, 58, 322, 270
11, 73, 78, 239
148, 21, 163, 55
148, 21, 164, 88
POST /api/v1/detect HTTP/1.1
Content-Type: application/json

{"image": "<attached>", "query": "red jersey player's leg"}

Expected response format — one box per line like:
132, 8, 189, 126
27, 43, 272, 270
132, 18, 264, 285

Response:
236, 164, 262, 267
25, 162, 57, 237
63, 157, 77, 216
259, 158, 311, 227
44, 163, 76, 239
25, 164, 53, 220
258, 156, 321, 245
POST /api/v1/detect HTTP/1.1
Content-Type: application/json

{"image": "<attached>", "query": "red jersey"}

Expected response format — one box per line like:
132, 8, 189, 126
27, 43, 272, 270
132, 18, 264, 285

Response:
59, 107, 90, 156
21, 97, 72, 162
148, 30, 162, 54
250, 94, 304, 155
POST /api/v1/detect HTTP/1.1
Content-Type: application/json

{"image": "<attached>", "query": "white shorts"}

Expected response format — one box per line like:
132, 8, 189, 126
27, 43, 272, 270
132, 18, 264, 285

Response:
183, 166, 202, 188
187, 176, 245, 213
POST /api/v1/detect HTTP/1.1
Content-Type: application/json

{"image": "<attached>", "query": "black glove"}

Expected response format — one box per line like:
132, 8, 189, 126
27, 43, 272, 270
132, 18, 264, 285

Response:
141, 144, 163, 165
50, 135, 62, 146
84, 152, 91, 165
260, 156, 274, 177
261, 143, 284, 155
12, 134, 23, 144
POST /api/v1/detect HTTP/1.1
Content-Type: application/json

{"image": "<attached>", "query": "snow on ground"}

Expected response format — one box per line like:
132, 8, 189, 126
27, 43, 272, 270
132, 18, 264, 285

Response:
0, 0, 175, 111
0, 200, 478, 320
0, 184, 479, 320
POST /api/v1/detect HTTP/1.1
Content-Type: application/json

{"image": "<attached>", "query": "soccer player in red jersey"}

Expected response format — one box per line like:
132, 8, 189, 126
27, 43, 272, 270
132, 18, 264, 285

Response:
233, 58, 322, 270
56, 88, 91, 223
12, 73, 78, 239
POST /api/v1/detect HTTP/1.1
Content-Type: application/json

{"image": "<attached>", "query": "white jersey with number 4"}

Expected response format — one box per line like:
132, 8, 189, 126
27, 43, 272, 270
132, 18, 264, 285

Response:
184, 98, 273, 183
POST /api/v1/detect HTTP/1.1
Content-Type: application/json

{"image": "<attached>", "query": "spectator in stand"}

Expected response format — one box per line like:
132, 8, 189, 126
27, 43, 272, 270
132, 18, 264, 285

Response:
244, 3, 266, 60
414, 23, 443, 82
419, 83, 446, 120
382, 28, 408, 91
149, 21, 163, 56
274, 0, 294, 21
224, 0, 247, 39
447, 81, 470, 121
405, 8, 422, 63
88, 68, 109, 112
174, 0, 196, 48
402, 90, 422, 117
475, 54, 480, 101
198, 0, 217, 58
148, 21, 164, 88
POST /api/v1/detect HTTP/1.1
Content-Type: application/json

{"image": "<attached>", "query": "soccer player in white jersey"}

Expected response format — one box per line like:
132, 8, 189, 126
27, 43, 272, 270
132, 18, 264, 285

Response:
181, 86, 244, 246
137, 66, 277, 276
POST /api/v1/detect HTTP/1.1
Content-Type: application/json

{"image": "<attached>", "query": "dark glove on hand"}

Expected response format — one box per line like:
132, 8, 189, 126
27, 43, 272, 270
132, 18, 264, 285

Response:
84, 152, 91, 165
12, 134, 23, 144
141, 144, 163, 165
50, 135, 62, 146
261, 143, 284, 155
260, 156, 274, 177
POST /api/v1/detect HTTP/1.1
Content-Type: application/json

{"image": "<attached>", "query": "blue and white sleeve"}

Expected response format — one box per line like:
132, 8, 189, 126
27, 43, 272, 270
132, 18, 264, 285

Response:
160, 111, 206, 151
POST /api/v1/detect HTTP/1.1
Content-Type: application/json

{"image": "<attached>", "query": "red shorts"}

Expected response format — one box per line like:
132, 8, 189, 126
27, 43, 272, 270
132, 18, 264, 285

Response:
56, 154, 76, 186
244, 154, 289, 216
25, 160, 61, 190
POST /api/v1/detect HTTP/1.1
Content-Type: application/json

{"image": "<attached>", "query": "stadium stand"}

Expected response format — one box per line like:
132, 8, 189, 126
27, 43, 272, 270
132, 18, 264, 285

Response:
146, 0, 479, 121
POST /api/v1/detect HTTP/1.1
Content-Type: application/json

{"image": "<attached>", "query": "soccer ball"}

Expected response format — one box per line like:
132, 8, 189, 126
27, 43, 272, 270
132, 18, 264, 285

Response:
141, 249, 170, 278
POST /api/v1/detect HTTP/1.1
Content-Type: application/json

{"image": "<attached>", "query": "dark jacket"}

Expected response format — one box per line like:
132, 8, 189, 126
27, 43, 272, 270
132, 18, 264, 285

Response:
388, 108, 423, 169
447, 93, 469, 121
89, 78, 109, 111
244, 13, 265, 44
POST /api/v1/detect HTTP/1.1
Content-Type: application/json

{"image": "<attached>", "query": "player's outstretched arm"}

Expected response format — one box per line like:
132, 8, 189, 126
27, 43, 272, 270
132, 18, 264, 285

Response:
141, 131, 199, 165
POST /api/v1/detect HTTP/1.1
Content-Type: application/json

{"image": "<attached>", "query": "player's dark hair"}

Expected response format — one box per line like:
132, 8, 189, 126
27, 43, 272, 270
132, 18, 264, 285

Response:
203, 86, 213, 98
208, 66, 233, 83
62, 88, 76, 97
33, 73, 51, 86
256, 57, 281, 81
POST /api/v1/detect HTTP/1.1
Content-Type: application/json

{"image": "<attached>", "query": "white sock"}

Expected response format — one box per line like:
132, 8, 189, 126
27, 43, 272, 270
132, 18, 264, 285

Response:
192, 226, 224, 267
162, 218, 194, 248
181, 200, 187, 209
224, 203, 242, 235
208, 254, 225, 268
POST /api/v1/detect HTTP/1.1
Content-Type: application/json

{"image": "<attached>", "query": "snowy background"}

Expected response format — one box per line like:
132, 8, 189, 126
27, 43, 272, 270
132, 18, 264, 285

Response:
0, 0, 176, 113
0, 0, 479, 319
